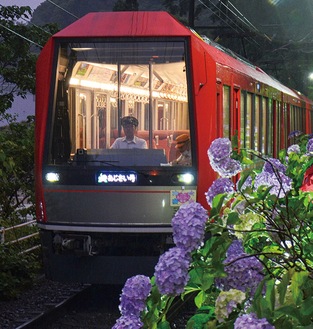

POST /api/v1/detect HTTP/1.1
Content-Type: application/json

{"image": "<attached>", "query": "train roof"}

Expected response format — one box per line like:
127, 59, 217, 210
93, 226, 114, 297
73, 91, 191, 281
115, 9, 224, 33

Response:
199, 36, 300, 99
54, 11, 192, 38
53, 11, 301, 101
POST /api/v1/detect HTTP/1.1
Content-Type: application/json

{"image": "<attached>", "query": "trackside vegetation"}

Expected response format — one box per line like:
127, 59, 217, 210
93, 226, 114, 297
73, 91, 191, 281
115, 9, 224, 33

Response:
113, 133, 313, 329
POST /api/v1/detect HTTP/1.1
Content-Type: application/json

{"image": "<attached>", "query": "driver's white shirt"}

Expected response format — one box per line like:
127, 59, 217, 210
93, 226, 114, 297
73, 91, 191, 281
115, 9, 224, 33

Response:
110, 136, 148, 149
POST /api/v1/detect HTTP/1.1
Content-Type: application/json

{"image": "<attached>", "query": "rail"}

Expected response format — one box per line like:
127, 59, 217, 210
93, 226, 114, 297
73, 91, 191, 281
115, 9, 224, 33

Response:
0, 220, 41, 254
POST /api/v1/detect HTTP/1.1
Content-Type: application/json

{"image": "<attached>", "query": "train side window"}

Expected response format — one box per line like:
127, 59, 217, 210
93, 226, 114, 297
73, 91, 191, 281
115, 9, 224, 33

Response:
274, 101, 282, 155
260, 97, 266, 154
289, 105, 294, 137
240, 91, 246, 149
267, 99, 273, 156
223, 85, 231, 138
283, 102, 288, 149
246, 93, 252, 150
300, 107, 305, 132
253, 95, 260, 152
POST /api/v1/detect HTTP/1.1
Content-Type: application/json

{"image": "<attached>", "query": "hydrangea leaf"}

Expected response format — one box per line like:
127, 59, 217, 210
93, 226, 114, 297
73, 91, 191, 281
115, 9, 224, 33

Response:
226, 211, 239, 225
289, 270, 308, 304
157, 320, 171, 329
186, 312, 213, 329
194, 290, 207, 308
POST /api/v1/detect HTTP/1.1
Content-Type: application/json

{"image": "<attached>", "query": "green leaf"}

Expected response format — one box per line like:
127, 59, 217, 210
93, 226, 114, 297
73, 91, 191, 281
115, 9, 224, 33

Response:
261, 245, 284, 254
226, 212, 240, 225
186, 312, 213, 329
194, 290, 207, 308
275, 305, 302, 324
188, 268, 214, 291
157, 320, 171, 329
277, 270, 290, 306
301, 295, 313, 316
290, 270, 308, 304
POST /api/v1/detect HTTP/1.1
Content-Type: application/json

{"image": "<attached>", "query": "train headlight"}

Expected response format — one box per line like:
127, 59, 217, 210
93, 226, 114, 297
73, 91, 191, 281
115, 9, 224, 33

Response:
176, 173, 194, 184
45, 172, 60, 183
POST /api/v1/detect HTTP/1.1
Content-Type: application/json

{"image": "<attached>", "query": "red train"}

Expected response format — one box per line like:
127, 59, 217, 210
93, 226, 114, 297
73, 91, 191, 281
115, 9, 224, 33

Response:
35, 11, 313, 283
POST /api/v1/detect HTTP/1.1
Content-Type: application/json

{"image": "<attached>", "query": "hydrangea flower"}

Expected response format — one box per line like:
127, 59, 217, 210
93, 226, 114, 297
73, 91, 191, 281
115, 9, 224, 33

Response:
288, 130, 303, 139
112, 315, 143, 329
172, 202, 207, 253
234, 212, 264, 240
226, 239, 244, 256
234, 313, 275, 329
211, 156, 242, 178
154, 247, 190, 296
287, 144, 300, 155
205, 178, 235, 207
214, 289, 246, 323
216, 240, 264, 298
237, 176, 252, 192
119, 275, 151, 317
263, 158, 286, 174
208, 138, 232, 162
307, 138, 313, 154
254, 171, 292, 198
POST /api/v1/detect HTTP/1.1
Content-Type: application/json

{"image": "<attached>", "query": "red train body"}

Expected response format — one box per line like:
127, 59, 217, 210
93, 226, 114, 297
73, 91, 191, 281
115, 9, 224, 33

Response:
35, 11, 313, 283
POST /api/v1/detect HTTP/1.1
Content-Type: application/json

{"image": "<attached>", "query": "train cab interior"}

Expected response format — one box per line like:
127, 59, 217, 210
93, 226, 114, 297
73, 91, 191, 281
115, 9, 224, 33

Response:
50, 40, 192, 167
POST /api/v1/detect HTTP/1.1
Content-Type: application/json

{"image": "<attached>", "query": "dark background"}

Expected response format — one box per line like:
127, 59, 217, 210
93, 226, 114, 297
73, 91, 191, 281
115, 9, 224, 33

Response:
31, 0, 313, 98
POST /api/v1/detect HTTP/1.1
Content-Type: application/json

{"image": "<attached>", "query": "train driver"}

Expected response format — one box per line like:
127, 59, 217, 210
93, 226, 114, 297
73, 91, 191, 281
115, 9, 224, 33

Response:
110, 116, 148, 149
171, 134, 192, 166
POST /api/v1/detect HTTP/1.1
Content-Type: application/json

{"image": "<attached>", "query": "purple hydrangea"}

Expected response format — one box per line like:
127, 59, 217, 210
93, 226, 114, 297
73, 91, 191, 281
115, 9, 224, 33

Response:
227, 239, 244, 255
154, 247, 190, 296
210, 156, 242, 178
287, 144, 300, 155
205, 178, 235, 207
307, 138, 313, 154
237, 176, 252, 191
172, 202, 208, 253
112, 315, 143, 329
263, 158, 286, 174
234, 313, 275, 329
254, 171, 292, 198
216, 240, 264, 298
208, 138, 232, 162
288, 130, 303, 139
119, 275, 151, 317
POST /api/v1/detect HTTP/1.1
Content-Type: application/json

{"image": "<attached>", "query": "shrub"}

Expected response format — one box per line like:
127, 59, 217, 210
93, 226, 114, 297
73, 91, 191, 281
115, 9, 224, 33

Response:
113, 132, 313, 328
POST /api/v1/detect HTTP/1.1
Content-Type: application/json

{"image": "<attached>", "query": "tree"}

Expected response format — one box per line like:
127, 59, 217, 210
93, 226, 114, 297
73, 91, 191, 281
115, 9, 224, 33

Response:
0, 116, 35, 223
0, 5, 58, 114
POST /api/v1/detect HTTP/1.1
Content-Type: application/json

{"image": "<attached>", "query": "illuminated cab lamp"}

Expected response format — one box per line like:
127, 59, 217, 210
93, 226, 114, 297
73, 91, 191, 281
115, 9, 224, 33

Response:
45, 172, 60, 183
176, 173, 194, 184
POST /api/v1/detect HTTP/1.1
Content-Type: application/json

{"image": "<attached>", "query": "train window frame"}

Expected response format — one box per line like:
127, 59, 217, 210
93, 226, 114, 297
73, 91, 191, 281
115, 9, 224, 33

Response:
222, 85, 231, 138
46, 37, 196, 168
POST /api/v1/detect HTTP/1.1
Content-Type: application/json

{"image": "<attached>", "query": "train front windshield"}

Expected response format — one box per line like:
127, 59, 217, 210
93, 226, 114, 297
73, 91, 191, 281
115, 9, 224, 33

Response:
50, 39, 191, 167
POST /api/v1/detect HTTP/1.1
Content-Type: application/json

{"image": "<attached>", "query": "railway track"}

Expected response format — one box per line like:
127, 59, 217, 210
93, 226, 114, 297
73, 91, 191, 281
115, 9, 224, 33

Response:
1, 276, 194, 328
14, 284, 93, 329
14, 284, 121, 329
